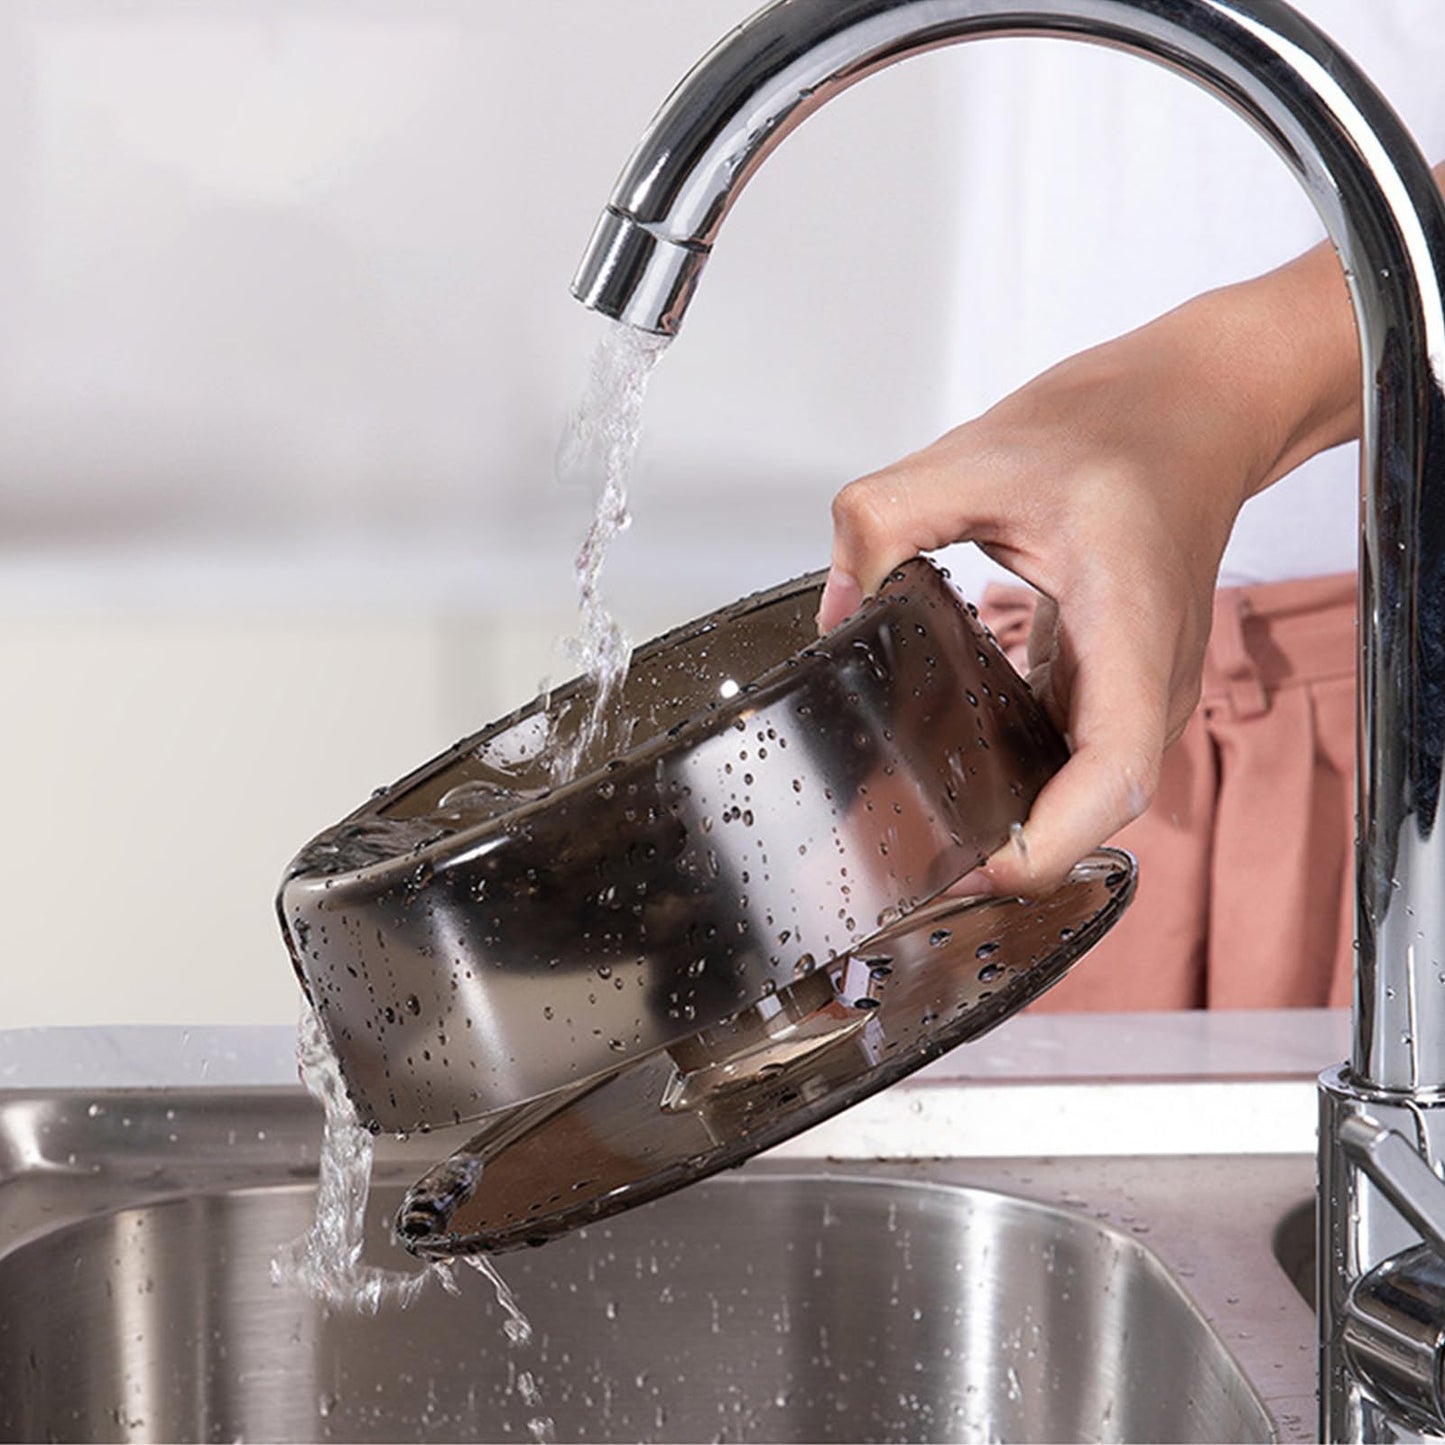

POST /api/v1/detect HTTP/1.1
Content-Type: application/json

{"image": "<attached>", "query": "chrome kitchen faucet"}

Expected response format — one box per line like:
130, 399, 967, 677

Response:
570, 2, 1445, 1438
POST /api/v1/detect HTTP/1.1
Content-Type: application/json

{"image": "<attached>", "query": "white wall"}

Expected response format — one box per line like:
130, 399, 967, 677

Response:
0, 0, 958, 600
0, 1, 962, 1026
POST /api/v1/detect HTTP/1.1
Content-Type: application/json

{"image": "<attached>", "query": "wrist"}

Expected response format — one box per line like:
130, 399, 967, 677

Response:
1197, 246, 1361, 497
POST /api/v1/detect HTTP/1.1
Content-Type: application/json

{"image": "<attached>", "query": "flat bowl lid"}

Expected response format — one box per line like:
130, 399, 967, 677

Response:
396, 847, 1135, 1256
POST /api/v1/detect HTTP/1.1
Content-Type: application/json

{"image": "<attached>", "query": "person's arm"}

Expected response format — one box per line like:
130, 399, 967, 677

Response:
819, 159, 1444, 898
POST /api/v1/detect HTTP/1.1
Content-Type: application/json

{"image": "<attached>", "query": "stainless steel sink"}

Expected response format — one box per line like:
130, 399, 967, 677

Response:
0, 1084, 1281, 1444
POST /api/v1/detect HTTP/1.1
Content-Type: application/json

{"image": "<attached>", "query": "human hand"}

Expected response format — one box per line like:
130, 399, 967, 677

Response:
818, 264, 1358, 897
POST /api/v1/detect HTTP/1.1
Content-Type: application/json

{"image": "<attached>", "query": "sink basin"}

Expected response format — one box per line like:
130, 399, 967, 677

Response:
0, 1087, 1276, 1444
0, 1170, 1274, 1444
0, 1086, 1277, 1439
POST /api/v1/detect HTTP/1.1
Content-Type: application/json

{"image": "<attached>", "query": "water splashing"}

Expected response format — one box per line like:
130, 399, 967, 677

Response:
270, 1002, 448, 1313
465, 1256, 556, 1442
466, 1254, 534, 1345
552, 321, 670, 784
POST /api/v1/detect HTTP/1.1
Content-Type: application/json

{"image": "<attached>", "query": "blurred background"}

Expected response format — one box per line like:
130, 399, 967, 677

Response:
2, 0, 1436, 1026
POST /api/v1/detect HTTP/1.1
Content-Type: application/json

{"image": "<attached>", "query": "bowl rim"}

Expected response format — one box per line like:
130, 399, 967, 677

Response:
283, 556, 977, 887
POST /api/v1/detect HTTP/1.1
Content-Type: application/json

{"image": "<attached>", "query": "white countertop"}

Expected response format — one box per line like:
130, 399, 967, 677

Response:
0, 1010, 1349, 1163
0, 1009, 1350, 1090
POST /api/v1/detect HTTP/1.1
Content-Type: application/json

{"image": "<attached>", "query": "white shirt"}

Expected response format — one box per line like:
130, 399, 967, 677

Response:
934, 0, 1445, 593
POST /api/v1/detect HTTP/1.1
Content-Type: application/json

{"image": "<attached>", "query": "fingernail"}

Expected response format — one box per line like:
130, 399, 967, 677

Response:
817, 568, 863, 633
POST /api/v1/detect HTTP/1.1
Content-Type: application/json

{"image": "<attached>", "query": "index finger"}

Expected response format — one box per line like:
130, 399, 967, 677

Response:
819, 459, 991, 632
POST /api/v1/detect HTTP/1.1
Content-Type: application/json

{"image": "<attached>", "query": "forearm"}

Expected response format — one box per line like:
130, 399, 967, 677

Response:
1178, 158, 1445, 497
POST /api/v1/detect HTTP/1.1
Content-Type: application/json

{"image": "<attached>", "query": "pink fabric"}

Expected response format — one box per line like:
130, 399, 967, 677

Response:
979, 573, 1357, 1010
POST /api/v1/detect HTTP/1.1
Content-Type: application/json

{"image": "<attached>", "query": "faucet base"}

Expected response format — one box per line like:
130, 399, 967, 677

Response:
1320, 1068, 1445, 1442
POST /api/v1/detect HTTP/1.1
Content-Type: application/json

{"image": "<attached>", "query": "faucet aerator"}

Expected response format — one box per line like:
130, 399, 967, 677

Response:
571, 207, 709, 337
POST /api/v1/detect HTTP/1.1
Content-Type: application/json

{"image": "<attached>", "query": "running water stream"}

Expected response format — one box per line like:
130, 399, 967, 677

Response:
551, 321, 671, 783
274, 320, 666, 1440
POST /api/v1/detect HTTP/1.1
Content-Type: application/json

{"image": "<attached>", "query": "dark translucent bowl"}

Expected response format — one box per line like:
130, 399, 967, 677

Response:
278, 558, 1070, 1135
